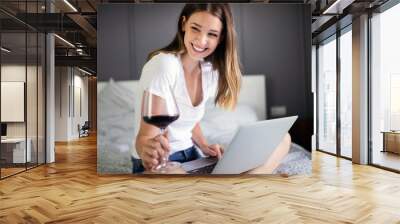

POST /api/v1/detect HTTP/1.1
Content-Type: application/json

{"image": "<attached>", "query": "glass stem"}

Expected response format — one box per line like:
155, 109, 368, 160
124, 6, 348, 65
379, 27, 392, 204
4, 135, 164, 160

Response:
160, 128, 167, 167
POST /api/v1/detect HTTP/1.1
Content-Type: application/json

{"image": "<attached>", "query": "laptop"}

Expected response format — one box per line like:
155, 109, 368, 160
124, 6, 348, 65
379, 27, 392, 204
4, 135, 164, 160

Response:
181, 116, 298, 174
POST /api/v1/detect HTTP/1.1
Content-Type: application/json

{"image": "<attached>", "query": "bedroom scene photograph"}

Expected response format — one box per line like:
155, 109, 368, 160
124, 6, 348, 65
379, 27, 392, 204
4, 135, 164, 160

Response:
97, 3, 313, 175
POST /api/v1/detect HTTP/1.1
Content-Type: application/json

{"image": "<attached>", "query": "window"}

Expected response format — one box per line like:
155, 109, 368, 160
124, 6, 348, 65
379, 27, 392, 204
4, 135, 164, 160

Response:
339, 28, 352, 158
317, 36, 337, 155
370, 2, 400, 171
316, 25, 353, 159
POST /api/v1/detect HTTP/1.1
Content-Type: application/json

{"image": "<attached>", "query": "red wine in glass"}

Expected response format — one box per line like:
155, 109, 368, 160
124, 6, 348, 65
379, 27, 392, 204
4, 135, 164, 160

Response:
141, 86, 181, 173
143, 115, 179, 130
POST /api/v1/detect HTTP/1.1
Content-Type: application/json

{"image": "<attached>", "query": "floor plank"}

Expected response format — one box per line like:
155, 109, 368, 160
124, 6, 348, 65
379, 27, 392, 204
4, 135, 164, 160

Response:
1, 135, 400, 223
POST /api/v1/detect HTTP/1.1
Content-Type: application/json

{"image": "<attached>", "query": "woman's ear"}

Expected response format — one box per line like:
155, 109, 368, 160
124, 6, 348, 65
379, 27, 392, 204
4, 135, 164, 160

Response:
181, 16, 186, 32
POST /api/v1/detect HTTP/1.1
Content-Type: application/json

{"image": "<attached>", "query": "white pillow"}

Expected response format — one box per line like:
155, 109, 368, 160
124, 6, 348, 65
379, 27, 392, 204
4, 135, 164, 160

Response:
200, 100, 258, 149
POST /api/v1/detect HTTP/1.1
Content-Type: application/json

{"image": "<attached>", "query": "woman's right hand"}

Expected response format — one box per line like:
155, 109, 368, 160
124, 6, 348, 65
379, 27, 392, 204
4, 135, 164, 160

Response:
137, 131, 170, 170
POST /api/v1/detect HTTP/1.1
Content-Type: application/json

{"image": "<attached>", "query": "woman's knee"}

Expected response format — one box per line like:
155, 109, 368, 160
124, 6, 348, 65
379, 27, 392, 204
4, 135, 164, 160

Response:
279, 133, 291, 155
283, 133, 291, 147
245, 133, 292, 174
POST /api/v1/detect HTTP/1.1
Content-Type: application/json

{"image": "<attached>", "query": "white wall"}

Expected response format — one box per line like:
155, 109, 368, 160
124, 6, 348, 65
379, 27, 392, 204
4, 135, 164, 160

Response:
1, 65, 26, 135
55, 67, 89, 141
1, 65, 37, 137
71, 72, 89, 138
55, 67, 69, 141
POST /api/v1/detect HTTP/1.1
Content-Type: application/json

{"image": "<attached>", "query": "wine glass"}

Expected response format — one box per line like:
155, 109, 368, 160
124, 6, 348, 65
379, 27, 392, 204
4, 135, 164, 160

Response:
141, 85, 181, 173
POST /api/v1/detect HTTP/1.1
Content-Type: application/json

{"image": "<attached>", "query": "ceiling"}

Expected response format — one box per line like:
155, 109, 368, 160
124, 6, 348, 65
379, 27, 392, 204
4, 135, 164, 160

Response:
0, 0, 99, 74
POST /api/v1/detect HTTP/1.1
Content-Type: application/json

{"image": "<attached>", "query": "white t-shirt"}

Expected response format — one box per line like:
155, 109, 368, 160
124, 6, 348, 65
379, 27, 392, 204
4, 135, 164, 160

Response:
133, 52, 219, 157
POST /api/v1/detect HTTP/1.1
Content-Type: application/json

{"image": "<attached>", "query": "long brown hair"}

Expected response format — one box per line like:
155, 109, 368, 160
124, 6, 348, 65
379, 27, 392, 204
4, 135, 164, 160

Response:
148, 4, 242, 110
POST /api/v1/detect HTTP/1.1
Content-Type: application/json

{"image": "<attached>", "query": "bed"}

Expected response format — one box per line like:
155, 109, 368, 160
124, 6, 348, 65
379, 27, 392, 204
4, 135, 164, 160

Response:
97, 75, 311, 175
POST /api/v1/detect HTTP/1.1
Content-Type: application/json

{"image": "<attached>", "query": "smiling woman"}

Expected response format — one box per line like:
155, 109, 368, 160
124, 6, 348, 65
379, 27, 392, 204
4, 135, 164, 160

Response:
133, 3, 292, 175
135, 4, 243, 174
147, 4, 241, 110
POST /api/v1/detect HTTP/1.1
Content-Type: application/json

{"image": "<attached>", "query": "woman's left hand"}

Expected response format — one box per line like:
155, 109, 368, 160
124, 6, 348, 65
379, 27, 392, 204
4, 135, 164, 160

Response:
200, 144, 224, 160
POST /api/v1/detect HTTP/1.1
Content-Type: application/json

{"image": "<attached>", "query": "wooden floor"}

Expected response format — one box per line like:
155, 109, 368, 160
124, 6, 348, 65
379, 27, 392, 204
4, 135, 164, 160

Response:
1, 135, 400, 223
1, 163, 45, 178
372, 150, 400, 171
0, 167, 26, 178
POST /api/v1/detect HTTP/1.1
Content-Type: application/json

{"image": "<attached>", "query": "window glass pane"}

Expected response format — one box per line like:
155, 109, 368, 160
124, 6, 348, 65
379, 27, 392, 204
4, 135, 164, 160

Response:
1, 31, 28, 177
0, 1, 46, 179
318, 37, 337, 154
371, 3, 400, 171
340, 29, 352, 158
27, 31, 38, 169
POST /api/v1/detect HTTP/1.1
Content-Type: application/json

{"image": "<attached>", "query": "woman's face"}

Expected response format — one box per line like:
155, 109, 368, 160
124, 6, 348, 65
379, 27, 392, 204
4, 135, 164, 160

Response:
182, 11, 223, 61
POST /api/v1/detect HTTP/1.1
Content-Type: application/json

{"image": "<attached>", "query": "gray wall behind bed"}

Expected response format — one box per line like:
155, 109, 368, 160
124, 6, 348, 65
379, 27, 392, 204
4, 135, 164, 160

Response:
98, 3, 313, 151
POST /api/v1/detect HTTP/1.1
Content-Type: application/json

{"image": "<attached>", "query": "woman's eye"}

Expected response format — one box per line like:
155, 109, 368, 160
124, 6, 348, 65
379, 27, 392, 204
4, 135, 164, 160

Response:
191, 27, 200, 32
208, 33, 218, 38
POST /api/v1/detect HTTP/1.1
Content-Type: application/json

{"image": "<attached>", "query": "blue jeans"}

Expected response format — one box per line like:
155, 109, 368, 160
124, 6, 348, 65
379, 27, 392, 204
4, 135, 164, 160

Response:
131, 146, 201, 173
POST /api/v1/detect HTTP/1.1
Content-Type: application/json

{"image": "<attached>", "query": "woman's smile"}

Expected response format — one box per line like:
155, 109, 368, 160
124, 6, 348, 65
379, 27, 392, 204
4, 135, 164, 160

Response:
191, 43, 208, 53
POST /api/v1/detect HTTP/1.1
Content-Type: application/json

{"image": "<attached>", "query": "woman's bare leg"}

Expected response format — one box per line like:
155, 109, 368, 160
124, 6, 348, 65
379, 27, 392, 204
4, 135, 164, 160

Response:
246, 133, 291, 174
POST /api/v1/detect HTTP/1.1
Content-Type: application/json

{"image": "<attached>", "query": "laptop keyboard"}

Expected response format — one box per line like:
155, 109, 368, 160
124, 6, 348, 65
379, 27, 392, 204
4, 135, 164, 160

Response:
181, 157, 218, 174
187, 163, 217, 174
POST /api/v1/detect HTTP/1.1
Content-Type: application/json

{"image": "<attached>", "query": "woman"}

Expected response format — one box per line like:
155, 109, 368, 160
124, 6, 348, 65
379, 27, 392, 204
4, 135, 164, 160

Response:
133, 3, 291, 174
